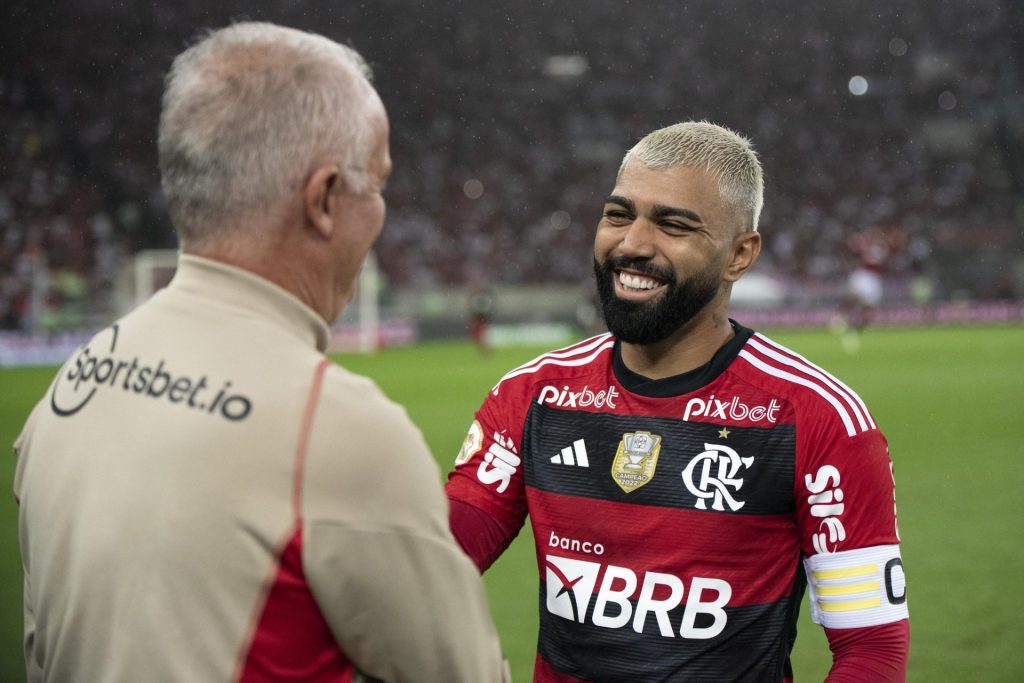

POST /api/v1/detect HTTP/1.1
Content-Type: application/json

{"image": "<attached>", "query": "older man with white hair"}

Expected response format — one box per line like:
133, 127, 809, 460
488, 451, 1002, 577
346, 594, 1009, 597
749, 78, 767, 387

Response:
15, 22, 508, 683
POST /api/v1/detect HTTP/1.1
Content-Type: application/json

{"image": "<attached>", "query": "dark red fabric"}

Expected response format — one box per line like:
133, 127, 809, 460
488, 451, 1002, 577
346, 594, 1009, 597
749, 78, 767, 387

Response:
824, 620, 910, 682
448, 497, 520, 572
236, 528, 353, 683
533, 653, 589, 682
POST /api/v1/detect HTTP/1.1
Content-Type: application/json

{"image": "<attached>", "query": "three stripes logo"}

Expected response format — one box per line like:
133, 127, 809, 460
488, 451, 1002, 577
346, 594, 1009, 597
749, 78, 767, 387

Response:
551, 439, 590, 467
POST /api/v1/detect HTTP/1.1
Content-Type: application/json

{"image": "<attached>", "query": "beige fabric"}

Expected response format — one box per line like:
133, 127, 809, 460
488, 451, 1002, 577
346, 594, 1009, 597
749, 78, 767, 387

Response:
14, 255, 506, 683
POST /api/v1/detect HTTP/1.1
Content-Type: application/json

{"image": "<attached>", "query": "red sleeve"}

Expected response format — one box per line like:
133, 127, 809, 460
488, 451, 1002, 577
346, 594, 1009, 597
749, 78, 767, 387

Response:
824, 620, 909, 682
796, 405, 909, 677
797, 427, 899, 557
448, 498, 521, 572
445, 384, 531, 569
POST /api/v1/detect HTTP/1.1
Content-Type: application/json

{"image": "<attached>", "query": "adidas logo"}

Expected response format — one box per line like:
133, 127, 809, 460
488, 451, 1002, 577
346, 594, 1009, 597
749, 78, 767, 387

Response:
551, 439, 589, 467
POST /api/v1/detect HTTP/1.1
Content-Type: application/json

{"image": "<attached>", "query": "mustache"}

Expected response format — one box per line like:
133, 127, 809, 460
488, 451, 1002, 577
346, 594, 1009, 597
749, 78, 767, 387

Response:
599, 256, 676, 284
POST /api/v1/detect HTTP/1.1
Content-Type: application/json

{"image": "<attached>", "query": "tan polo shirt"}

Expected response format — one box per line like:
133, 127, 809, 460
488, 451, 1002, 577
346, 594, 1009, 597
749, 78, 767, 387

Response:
14, 255, 507, 683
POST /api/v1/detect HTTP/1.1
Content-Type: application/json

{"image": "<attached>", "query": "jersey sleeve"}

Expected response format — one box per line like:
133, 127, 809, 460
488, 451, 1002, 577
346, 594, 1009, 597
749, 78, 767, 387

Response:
796, 410, 908, 669
445, 383, 531, 567
823, 619, 910, 682
302, 369, 508, 683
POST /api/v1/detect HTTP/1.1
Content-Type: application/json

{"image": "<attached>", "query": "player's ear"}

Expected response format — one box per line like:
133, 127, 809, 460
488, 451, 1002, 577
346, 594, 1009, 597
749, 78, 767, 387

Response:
303, 165, 341, 239
723, 230, 761, 283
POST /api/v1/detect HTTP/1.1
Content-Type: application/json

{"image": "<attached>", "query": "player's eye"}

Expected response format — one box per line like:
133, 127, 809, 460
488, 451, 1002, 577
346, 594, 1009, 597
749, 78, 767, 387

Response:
603, 210, 631, 222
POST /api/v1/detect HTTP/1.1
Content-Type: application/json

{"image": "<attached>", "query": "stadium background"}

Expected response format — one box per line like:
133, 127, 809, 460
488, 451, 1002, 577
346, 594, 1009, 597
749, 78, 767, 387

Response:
1, 1, 1022, 681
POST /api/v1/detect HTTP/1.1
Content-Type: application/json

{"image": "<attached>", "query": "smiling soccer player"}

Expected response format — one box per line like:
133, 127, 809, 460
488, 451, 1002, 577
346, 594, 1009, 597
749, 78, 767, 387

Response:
447, 121, 909, 683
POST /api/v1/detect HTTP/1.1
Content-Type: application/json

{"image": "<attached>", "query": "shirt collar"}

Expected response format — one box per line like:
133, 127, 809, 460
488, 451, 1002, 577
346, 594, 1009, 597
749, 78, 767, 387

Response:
167, 254, 330, 352
612, 320, 755, 398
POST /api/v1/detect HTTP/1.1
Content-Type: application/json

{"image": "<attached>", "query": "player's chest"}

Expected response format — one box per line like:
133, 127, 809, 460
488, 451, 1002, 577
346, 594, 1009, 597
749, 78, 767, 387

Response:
521, 398, 796, 516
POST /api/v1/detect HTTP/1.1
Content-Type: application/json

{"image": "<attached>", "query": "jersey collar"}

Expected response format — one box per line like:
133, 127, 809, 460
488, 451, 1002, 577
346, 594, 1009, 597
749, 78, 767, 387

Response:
612, 320, 754, 398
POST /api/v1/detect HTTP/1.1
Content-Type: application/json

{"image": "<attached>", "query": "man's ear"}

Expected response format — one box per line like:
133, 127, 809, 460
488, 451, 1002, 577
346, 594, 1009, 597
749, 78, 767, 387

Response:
303, 165, 341, 239
723, 230, 761, 283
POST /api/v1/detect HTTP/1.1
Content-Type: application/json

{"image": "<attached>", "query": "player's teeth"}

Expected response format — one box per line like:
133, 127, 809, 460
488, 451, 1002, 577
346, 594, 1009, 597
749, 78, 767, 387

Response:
619, 272, 658, 290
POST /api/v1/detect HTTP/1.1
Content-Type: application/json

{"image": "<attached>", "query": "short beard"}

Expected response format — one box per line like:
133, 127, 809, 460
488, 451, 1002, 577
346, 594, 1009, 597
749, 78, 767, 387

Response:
594, 256, 721, 345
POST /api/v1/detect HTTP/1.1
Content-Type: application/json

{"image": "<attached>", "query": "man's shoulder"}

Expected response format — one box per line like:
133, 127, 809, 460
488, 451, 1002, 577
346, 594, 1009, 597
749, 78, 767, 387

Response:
307, 361, 438, 490
730, 331, 879, 439
316, 361, 428, 443
318, 361, 392, 410
488, 333, 616, 400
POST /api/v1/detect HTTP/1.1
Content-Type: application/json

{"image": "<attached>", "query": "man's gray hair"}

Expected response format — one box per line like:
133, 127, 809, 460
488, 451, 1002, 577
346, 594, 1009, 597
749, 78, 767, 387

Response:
159, 22, 376, 247
620, 121, 764, 232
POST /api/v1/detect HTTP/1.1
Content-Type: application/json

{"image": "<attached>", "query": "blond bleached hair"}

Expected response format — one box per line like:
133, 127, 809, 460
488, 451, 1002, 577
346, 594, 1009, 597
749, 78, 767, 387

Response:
159, 22, 377, 247
620, 121, 764, 232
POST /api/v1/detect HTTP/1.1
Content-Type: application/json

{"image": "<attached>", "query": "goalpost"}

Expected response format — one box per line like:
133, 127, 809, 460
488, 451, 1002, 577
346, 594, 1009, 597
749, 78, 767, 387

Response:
129, 249, 178, 311
335, 250, 381, 353
126, 249, 382, 353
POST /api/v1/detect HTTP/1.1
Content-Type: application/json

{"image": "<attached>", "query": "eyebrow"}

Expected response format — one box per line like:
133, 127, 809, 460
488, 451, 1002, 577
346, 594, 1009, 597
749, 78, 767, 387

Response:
652, 203, 703, 224
605, 195, 636, 213
604, 194, 704, 224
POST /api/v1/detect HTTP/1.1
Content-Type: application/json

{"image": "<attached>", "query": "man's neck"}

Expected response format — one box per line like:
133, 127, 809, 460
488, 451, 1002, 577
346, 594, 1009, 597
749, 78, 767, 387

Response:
185, 236, 333, 324
618, 308, 735, 380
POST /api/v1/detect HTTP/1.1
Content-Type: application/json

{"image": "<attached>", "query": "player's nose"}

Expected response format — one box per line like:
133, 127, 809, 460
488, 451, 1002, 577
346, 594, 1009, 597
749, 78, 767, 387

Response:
617, 219, 657, 259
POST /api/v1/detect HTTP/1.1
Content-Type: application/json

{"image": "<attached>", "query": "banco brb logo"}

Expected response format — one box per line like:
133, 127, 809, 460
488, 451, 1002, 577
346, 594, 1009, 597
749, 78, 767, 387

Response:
682, 443, 754, 512
544, 555, 731, 639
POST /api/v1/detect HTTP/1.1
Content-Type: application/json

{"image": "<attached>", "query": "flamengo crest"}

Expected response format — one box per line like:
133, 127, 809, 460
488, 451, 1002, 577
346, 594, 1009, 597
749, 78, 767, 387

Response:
682, 443, 754, 511
611, 431, 662, 493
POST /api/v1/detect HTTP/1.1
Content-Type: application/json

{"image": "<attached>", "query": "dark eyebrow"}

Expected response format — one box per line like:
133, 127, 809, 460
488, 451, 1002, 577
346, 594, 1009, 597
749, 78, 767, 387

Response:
605, 195, 704, 224
652, 203, 703, 224
604, 195, 635, 212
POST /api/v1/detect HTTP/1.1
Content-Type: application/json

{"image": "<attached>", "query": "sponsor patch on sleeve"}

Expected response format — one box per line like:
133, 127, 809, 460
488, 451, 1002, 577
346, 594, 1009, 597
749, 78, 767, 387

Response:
803, 544, 907, 629
455, 419, 483, 465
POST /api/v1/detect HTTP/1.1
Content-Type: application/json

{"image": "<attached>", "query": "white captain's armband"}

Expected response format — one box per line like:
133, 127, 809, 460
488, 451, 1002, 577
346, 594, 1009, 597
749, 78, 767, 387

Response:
803, 544, 907, 629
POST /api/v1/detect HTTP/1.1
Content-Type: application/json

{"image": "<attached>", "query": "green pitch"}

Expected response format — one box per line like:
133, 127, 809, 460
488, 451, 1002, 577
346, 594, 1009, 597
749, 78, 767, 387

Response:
1, 326, 1022, 681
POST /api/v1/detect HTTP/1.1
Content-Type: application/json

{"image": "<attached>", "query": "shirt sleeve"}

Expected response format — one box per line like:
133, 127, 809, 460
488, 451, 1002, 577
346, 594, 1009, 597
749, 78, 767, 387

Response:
14, 400, 44, 682
448, 498, 521, 572
824, 620, 910, 682
13, 396, 47, 505
445, 387, 531, 566
797, 416, 909, 674
302, 371, 508, 683
798, 428, 901, 556
23, 573, 41, 683
304, 522, 506, 683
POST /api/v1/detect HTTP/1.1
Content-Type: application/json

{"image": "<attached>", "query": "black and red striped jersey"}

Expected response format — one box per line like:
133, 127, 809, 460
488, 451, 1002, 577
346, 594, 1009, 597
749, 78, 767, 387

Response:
447, 321, 908, 682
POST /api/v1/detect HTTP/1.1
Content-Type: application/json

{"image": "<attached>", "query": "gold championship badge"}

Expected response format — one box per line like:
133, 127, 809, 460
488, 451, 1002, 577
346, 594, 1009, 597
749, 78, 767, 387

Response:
611, 431, 662, 493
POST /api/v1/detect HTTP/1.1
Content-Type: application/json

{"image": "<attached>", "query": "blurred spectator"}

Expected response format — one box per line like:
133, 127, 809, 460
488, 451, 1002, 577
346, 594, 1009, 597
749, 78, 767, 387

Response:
1, 0, 1020, 331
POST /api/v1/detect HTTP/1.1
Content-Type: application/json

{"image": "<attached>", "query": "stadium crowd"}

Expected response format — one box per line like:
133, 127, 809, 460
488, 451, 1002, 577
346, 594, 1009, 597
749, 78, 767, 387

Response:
2, 0, 1021, 332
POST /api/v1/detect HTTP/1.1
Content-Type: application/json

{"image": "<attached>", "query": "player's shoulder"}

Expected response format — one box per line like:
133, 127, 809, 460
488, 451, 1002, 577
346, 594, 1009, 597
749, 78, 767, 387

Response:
731, 330, 878, 439
488, 332, 615, 399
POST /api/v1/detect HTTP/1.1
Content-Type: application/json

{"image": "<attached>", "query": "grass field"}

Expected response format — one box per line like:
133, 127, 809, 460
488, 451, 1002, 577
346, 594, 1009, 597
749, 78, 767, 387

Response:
2, 325, 1023, 681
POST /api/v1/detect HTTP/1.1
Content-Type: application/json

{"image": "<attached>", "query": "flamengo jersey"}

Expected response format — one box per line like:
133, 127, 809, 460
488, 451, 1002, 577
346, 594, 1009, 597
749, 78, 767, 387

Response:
447, 322, 908, 682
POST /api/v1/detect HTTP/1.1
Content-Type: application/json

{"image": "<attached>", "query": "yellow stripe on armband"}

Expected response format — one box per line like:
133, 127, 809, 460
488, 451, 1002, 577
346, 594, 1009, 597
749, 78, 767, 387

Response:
815, 580, 881, 597
819, 597, 882, 612
812, 564, 877, 581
